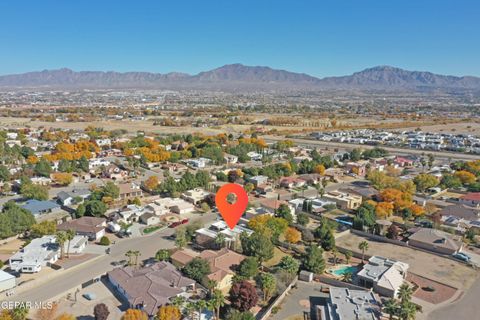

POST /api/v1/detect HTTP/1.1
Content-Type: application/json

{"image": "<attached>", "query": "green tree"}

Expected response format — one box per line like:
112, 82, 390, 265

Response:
302, 245, 325, 274
209, 289, 225, 320
34, 158, 52, 177
155, 249, 171, 261
275, 204, 293, 223
342, 271, 353, 283
413, 173, 439, 193
30, 220, 57, 238
56, 231, 68, 259
237, 257, 259, 279
80, 200, 107, 217
296, 212, 309, 226
358, 241, 369, 263
0, 165, 11, 182
240, 231, 274, 264
0, 202, 35, 239
276, 256, 300, 276
320, 230, 335, 251
20, 183, 48, 200
225, 310, 255, 320
99, 236, 110, 246
344, 250, 352, 264
77, 156, 89, 172
256, 273, 276, 302
175, 227, 188, 249
65, 229, 75, 257
383, 298, 398, 320
183, 258, 211, 283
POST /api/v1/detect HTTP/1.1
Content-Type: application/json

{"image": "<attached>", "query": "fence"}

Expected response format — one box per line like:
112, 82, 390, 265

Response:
256, 277, 298, 320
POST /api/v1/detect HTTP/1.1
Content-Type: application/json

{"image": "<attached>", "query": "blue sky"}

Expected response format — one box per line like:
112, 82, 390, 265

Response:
1, 0, 479, 77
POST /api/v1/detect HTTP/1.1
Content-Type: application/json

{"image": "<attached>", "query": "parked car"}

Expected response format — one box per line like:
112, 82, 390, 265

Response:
452, 252, 471, 262
169, 221, 181, 228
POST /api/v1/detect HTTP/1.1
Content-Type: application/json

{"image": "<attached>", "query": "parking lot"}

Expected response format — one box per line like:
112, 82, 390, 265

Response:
336, 232, 478, 290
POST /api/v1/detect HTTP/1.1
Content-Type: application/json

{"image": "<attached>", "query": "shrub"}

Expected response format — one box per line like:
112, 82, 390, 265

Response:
99, 236, 110, 246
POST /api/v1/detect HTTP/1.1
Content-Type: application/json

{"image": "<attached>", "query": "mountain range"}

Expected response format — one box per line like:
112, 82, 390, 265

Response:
1, 64, 480, 93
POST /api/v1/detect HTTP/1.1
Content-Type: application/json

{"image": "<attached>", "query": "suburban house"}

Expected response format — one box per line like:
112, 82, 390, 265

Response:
248, 175, 268, 186
223, 153, 238, 164
171, 248, 246, 291
356, 256, 409, 298
407, 227, 463, 255
322, 191, 362, 210
0, 270, 16, 293
319, 287, 381, 320
140, 212, 161, 226
437, 204, 480, 232
298, 173, 323, 185
279, 177, 306, 189
107, 261, 196, 317
116, 205, 146, 223
181, 188, 211, 205
56, 189, 91, 206
57, 217, 107, 241
9, 236, 59, 273
346, 161, 368, 176
459, 193, 480, 207
21, 199, 62, 216
118, 182, 144, 200
153, 197, 195, 215
195, 221, 253, 250
145, 202, 170, 216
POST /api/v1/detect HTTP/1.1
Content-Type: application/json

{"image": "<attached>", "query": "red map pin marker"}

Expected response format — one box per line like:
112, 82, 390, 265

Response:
215, 183, 248, 230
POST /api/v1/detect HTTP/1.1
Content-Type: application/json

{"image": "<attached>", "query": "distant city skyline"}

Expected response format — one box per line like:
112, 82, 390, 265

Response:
1, 0, 479, 77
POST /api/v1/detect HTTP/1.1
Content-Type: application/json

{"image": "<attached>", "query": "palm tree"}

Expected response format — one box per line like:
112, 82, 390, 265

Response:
331, 247, 338, 266
132, 250, 141, 267
341, 271, 353, 283
125, 250, 134, 266
185, 301, 196, 320
195, 300, 207, 319
11, 305, 29, 320
397, 283, 413, 303
398, 301, 417, 320
383, 298, 398, 320
205, 279, 218, 296
344, 250, 352, 264
209, 289, 225, 320
358, 241, 369, 263
170, 295, 186, 308
215, 233, 226, 249
65, 229, 75, 258
56, 231, 67, 259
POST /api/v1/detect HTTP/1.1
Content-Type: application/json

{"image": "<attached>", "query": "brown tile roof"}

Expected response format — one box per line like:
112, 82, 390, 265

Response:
108, 261, 195, 316
199, 248, 245, 282
170, 248, 199, 266
408, 228, 462, 251
58, 217, 106, 234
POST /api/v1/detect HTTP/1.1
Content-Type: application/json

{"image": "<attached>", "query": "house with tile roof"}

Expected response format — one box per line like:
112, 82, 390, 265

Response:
407, 227, 463, 255
171, 248, 245, 291
107, 261, 196, 317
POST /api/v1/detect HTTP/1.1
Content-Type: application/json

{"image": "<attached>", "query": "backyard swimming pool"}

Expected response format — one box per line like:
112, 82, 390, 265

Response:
329, 265, 357, 276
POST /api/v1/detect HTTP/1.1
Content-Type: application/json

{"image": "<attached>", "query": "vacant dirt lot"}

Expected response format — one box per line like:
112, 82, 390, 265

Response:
336, 233, 479, 290
398, 121, 480, 135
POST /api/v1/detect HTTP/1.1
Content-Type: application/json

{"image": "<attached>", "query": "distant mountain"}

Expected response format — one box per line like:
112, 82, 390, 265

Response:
318, 66, 480, 90
1, 64, 479, 93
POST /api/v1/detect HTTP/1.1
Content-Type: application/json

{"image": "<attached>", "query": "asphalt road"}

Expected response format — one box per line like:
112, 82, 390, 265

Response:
427, 277, 480, 320
2, 212, 216, 304
264, 135, 480, 161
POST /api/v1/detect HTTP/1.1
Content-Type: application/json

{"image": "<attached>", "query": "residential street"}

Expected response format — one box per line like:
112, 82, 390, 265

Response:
1, 212, 217, 304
